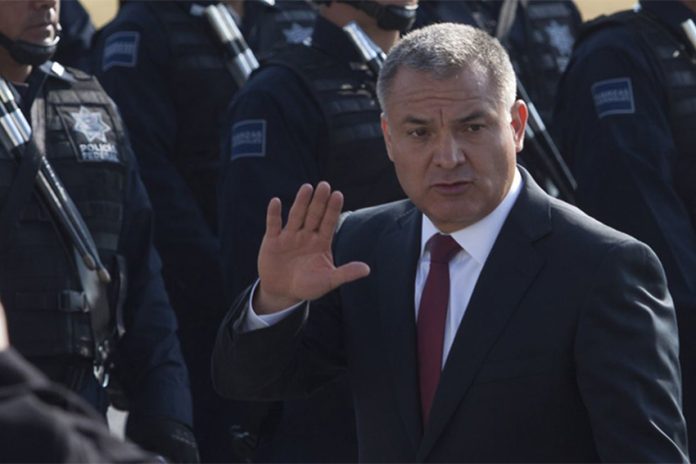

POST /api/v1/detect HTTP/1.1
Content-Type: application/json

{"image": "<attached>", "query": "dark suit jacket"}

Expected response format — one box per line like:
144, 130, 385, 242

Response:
212, 171, 689, 462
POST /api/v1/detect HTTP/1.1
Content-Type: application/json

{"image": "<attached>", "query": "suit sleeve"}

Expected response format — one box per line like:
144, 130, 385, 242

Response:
574, 239, 688, 462
218, 66, 325, 302
211, 286, 345, 401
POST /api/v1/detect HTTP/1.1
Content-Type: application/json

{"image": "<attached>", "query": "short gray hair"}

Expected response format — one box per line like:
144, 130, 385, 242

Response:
376, 23, 517, 111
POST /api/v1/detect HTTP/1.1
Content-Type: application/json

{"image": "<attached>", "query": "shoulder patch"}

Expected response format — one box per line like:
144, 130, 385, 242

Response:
591, 77, 635, 118
230, 120, 267, 161
102, 31, 140, 71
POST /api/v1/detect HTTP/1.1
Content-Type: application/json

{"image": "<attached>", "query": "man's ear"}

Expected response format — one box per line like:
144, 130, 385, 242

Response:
510, 100, 528, 153
381, 113, 395, 162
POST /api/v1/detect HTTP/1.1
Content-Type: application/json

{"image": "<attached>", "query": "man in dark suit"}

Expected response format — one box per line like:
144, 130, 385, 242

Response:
212, 23, 689, 462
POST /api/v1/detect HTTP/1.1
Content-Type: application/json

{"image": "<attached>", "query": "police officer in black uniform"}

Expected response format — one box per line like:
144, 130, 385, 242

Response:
218, 1, 416, 461
0, 1, 197, 462
553, 0, 696, 456
92, 1, 316, 462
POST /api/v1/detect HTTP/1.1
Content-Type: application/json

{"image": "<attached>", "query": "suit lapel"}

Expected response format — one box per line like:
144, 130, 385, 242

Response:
376, 205, 423, 452
417, 171, 552, 461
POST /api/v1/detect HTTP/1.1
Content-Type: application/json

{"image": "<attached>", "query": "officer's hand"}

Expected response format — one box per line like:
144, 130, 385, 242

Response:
255, 181, 370, 314
126, 414, 200, 463
0, 302, 8, 351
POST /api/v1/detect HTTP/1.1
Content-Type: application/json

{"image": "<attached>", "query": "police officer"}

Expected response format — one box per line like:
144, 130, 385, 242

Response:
218, 0, 416, 460
0, 1, 197, 462
92, 1, 316, 462
415, 0, 581, 125
553, 0, 696, 456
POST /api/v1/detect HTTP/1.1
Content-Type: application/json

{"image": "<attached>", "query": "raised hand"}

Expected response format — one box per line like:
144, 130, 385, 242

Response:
254, 182, 371, 314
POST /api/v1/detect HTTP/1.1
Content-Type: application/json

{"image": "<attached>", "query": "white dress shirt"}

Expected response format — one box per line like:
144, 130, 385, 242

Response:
242, 168, 524, 358
417, 168, 522, 366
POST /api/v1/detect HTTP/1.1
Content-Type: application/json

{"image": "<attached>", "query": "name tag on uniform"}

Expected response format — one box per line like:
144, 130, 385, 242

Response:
591, 78, 635, 118
230, 120, 267, 161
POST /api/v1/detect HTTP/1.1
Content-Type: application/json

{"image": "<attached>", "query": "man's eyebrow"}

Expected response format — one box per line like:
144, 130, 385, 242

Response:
455, 110, 488, 124
400, 115, 432, 125
399, 110, 490, 126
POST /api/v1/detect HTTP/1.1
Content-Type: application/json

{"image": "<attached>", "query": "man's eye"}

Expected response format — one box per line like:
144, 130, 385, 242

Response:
467, 124, 484, 132
407, 128, 428, 138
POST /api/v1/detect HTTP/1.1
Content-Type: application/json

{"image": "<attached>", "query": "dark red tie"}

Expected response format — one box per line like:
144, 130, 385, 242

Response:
417, 233, 461, 426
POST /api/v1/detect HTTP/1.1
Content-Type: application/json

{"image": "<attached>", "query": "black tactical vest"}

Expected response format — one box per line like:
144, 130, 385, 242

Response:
579, 11, 696, 230
145, 1, 238, 232
0, 66, 128, 368
264, 45, 404, 211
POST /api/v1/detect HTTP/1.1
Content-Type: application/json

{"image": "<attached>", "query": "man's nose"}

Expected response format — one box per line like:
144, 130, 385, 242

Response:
433, 134, 465, 169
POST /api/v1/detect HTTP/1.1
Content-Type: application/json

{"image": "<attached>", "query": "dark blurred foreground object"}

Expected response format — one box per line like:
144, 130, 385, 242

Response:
0, 347, 159, 463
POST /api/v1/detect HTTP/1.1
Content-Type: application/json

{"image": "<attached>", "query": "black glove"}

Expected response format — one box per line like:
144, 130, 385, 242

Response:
126, 414, 200, 463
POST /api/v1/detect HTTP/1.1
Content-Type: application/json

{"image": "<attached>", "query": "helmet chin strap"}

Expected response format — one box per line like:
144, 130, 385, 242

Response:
337, 0, 417, 33
0, 31, 61, 67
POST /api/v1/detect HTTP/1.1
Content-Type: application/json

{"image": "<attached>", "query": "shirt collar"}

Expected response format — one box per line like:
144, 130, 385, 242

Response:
420, 167, 523, 264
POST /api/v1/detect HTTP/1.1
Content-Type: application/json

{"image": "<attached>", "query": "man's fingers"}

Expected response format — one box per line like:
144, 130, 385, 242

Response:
331, 261, 371, 289
265, 197, 282, 238
304, 181, 331, 232
286, 184, 313, 231
319, 190, 344, 239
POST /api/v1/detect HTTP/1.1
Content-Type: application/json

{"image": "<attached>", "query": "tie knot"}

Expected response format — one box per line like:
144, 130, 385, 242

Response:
428, 234, 461, 263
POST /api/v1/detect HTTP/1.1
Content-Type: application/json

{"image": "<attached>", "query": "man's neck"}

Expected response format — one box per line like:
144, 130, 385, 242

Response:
0, 49, 31, 83
320, 3, 400, 52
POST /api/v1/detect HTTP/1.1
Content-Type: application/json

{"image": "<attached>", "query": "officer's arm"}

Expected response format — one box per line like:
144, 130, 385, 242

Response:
116, 151, 198, 462
554, 32, 696, 309
219, 66, 326, 302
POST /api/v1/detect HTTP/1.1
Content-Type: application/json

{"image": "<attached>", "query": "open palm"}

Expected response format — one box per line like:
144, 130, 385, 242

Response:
255, 182, 370, 314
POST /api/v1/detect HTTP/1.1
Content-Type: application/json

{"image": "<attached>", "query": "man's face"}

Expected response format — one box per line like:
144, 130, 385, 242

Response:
0, 0, 60, 46
381, 67, 527, 233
